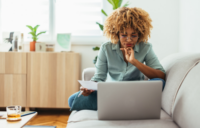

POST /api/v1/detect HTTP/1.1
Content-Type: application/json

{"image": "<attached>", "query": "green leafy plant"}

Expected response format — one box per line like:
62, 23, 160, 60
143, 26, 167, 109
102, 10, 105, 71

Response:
26, 25, 46, 41
93, 0, 130, 64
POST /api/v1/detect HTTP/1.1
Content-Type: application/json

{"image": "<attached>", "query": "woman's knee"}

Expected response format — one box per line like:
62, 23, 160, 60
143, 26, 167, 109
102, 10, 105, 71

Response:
68, 92, 79, 108
68, 96, 73, 108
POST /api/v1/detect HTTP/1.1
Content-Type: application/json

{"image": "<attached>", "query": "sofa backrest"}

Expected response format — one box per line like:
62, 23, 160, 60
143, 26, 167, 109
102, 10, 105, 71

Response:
172, 62, 200, 128
160, 53, 200, 116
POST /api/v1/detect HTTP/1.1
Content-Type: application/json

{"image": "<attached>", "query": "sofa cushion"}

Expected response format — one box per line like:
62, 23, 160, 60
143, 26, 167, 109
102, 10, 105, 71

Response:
172, 62, 200, 128
67, 110, 177, 128
68, 109, 172, 123
67, 120, 178, 128
160, 53, 200, 116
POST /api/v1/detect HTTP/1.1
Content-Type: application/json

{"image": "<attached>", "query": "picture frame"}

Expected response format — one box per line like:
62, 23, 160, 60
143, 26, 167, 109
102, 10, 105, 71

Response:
1, 31, 21, 51
55, 33, 71, 52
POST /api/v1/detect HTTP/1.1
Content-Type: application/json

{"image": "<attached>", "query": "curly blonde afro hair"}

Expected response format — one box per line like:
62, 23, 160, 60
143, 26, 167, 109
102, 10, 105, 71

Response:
103, 7, 153, 44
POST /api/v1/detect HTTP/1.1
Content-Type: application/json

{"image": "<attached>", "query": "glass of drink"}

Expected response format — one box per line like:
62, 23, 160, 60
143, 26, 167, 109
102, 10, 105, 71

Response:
6, 106, 21, 121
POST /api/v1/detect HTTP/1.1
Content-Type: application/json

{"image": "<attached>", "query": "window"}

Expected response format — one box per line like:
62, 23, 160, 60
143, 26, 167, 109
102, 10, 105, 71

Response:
0, 0, 51, 42
56, 0, 103, 36
0, 0, 104, 44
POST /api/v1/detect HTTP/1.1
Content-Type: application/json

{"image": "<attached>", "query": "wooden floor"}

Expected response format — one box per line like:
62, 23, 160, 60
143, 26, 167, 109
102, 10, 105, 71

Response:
26, 108, 71, 128
0, 108, 71, 128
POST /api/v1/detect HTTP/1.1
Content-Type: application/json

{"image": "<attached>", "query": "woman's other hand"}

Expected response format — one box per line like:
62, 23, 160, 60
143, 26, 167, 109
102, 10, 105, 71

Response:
80, 86, 94, 96
120, 47, 137, 65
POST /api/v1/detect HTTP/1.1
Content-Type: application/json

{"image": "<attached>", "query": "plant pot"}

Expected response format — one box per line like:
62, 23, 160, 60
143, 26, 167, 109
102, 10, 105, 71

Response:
30, 41, 36, 51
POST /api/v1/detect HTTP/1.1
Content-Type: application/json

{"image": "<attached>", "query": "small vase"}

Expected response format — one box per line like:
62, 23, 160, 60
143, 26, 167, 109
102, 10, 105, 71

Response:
30, 41, 36, 51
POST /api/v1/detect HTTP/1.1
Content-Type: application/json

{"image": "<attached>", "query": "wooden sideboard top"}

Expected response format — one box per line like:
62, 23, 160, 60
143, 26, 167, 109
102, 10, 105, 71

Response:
0, 51, 79, 54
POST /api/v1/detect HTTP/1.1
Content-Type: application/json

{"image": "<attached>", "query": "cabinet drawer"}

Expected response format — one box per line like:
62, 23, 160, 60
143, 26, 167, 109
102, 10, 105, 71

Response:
0, 52, 26, 74
0, 74, 26, 107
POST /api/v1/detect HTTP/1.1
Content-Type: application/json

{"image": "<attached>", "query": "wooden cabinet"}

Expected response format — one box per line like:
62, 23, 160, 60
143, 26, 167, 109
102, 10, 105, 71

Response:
0, 52, 80, 109
0, 52, 26, 74
0, 52, 27, 107
27, 52, 80, 108
0, 75, 26, 107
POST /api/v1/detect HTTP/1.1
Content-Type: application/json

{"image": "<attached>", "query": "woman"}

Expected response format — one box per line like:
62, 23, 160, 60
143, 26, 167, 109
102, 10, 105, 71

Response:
68, 7, 166, 107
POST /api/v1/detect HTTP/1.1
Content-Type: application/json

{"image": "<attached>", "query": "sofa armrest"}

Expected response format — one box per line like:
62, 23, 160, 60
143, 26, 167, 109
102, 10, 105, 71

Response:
82, 67, 96, 81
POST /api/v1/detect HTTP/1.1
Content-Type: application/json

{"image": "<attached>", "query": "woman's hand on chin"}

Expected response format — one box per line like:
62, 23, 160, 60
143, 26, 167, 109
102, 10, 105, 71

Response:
120, 47, 138, 65
80, 86, 94, 96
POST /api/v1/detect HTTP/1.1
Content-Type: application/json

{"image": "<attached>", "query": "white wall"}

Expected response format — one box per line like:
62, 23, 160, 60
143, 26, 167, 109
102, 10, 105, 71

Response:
71, 44, 99, 74
179, 0, 200, 52
71, 0, 180, 73
124, 0, 180, 59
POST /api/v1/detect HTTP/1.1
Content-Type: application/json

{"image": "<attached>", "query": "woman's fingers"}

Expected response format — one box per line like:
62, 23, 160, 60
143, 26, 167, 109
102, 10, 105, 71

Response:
124, 48, 128, 55
120, 47, 132, 54
127, 47, 133, 55
120, 47, 135, 63
80, 86, 89, 91
80, 87, 84, 91
130, 47, 134, 54
120, 48, 124, 51
82, 90, 92, 96
80, 86, 94, 96
129, 48, 134, 58
82, 90, 90, 96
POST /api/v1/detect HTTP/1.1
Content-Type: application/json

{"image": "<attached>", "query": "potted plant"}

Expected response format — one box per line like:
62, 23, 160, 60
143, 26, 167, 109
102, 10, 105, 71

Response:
93, 0, 130, 64
26, 25, 46, 51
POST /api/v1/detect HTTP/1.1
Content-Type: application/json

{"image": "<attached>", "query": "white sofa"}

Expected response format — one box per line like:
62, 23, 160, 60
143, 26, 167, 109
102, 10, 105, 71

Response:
67, 53, 200, 128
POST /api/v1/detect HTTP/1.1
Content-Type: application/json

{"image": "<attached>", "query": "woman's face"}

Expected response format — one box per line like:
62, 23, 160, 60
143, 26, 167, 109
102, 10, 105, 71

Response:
119, 28, 139, 48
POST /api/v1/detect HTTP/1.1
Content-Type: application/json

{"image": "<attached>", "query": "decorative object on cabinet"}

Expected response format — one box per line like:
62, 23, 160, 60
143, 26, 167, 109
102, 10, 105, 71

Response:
56, 33, 71, 52
13, 35, 18, 51
18, 33, 24, 52
2, 32, 21, 52
3, 32, 14, 51
35, 42, 46, 52
46, 44, 55, 52
26, 25, 46, 51
0, 42, 12, 52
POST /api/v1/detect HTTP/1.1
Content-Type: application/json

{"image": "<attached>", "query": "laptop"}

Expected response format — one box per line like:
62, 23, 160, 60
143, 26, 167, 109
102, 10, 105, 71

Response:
97, 81, 162, 120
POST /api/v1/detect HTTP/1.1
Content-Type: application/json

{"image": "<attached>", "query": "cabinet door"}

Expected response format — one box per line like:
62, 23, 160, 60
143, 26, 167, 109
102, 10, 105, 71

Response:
0, 52, 26, 74
27, 53, 80, 108
0, 75, 26, 107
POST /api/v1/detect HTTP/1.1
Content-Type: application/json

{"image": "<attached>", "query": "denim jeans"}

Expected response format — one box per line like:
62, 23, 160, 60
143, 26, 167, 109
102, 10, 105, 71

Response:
68, 78, 166, 108
68, 92, 79, 108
